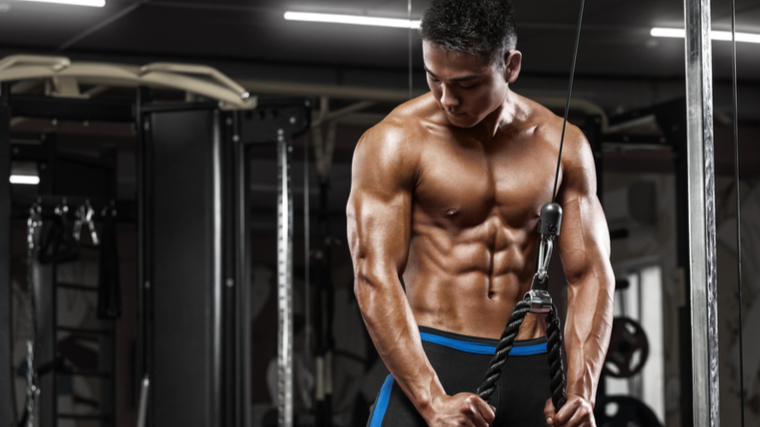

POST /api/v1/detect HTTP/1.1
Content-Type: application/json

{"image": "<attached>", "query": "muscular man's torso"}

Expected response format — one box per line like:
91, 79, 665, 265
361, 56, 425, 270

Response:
397, 93, 566, 340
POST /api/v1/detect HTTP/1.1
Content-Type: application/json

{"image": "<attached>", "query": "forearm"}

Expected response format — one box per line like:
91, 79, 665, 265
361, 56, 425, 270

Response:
355, 272, 446, 420
563, 266, 614, 405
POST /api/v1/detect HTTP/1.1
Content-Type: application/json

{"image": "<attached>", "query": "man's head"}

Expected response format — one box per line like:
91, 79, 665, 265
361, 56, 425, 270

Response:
420, 0, 518, 68
420, 0, 522, 128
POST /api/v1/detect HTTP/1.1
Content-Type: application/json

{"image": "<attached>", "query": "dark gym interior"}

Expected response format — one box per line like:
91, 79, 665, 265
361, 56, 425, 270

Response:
1, 1, 759, 426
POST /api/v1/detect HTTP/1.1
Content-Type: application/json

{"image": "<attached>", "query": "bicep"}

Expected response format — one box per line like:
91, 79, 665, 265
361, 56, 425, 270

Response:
347, 129, 415, 280
348, 188, 412, 277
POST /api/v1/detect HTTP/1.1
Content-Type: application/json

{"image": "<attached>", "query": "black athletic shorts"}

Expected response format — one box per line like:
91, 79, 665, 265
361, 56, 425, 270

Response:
367, 326, 551, 426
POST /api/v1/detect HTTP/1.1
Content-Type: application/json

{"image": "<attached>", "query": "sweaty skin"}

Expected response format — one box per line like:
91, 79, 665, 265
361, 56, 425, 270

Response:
347, 42, 614, 427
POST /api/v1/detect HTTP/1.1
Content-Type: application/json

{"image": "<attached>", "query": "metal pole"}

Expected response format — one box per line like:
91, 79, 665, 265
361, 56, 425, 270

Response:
235, 115, 253, 427
136, 376, 150, 427
212, 110, 223, 427
277, 129, 294, 427
0, 82, 14, 427
134, 86, 151, 425
304, 135, 311, 365
683, 0, 720, 425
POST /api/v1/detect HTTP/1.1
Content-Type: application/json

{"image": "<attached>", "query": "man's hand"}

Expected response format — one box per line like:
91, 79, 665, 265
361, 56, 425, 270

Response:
543, 394, 595, 427
425, 393, 496, 427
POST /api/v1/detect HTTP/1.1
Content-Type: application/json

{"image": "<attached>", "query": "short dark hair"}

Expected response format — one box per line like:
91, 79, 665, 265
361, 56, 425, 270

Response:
420, 0, 517, 66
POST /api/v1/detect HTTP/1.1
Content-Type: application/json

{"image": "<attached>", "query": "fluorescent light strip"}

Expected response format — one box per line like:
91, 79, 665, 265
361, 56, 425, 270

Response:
10, 175, 40, 185
651, 27, 760, 44
284, 11, 420, 29
15, 0, 105, 7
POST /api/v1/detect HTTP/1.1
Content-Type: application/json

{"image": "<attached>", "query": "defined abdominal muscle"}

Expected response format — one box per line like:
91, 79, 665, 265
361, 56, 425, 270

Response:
406, 271, 542, 339
406, 237, 534, 300
409, 223, 533, 278
402, 217, 540, 336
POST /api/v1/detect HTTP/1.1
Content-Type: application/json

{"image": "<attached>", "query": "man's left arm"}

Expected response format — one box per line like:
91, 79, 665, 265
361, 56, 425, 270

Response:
547, 127, 615, 427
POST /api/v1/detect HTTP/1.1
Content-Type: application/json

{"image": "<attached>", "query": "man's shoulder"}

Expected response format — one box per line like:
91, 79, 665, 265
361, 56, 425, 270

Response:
377, 93, 438, 131
505, 93, 594, 183
352, 95, 441, 183
359, 94, 439, 152
516, 94, 588, 149
516, 95, 565, 133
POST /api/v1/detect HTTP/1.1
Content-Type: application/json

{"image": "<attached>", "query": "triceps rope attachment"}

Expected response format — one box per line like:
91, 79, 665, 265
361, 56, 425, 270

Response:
477, 0, 583, 412
477, 202, 567, 411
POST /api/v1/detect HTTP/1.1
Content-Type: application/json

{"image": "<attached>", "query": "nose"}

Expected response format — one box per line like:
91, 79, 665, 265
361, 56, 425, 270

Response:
440, 84, 459, 110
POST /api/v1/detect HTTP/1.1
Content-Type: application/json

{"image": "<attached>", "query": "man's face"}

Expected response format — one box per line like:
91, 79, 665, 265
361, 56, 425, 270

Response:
423, 41, 518, 128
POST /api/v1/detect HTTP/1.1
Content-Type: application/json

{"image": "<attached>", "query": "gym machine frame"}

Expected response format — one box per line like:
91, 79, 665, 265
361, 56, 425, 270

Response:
137, 97, 309, 427
0, 56, 295, 427
231, 101, 311, 427
0, 83, 127, 427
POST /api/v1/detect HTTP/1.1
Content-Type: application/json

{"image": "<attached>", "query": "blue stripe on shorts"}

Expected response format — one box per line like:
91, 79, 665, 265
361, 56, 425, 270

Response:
420, 332, 547, 356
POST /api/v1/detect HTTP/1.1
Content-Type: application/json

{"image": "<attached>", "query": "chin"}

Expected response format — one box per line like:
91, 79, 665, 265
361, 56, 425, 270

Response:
447, 114, 481, 129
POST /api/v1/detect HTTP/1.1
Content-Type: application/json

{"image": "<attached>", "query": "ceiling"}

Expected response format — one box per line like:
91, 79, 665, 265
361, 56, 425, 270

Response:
0, 0, 758, 80
0, 0, 759, 122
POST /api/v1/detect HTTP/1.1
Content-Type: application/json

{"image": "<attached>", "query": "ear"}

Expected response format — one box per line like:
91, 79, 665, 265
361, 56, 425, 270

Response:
504, 50, 522, 84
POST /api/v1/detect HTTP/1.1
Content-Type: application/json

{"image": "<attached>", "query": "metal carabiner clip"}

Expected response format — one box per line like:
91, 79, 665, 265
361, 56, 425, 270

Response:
525, 238, 555, 314
525, 202, 563, 314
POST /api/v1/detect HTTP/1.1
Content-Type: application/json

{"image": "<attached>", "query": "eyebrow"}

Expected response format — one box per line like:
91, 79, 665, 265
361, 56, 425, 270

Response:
424, 66, 479, 82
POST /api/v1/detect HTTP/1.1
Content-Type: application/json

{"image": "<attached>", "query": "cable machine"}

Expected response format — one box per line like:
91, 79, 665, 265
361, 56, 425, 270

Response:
0, 55, 312, 427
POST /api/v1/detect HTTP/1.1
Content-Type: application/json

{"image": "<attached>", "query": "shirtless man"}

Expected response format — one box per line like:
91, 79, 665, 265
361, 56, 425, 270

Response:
346, 1, 614, 426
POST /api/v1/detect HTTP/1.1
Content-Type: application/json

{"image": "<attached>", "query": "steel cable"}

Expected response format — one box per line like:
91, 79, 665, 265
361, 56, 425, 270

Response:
551, 0, 586, 203
730, 0, 746, 425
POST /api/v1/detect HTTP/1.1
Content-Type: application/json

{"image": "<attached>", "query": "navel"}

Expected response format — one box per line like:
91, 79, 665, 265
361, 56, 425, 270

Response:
445, 208, 459, 216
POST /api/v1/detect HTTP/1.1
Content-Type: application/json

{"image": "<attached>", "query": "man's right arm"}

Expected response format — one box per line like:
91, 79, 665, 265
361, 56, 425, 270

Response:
346, 124, 494, 427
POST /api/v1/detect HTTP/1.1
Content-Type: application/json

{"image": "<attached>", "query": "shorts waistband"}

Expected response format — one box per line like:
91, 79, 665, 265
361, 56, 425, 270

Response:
419, 326, 548, 356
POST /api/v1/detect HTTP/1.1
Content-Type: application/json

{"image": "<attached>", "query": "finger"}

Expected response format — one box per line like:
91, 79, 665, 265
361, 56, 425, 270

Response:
464, 397, 491, 427
559, 401, 594, 427
543, 398, 556, 425
560, 409, 591, 427
463, 406, 487, 427
471, 396, 496, 425
554, 398, 580, 426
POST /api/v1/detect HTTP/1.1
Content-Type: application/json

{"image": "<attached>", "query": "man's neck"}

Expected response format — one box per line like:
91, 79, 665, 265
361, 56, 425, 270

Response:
472, 90, 521, 141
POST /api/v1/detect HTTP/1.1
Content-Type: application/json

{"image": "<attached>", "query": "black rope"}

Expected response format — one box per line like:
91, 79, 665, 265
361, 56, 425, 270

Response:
477, 301, 530, 402
546, 305, 567, 410
730, 0, 746, 425
477, 302, 566, 411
